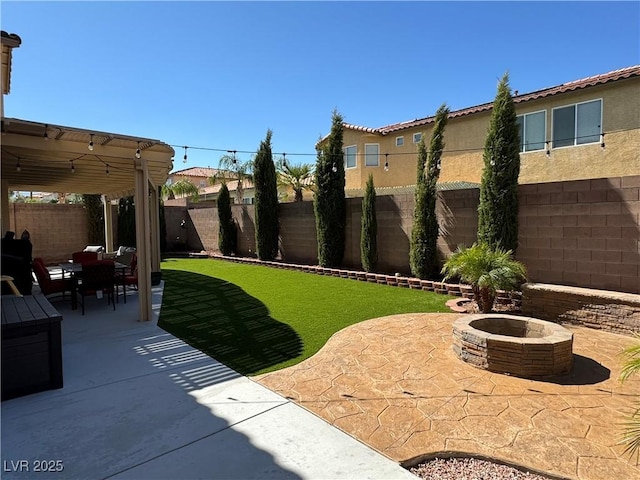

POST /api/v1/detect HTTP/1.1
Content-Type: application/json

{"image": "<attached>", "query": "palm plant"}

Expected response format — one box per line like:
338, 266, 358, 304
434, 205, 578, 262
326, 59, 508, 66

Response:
209, 154, 254, 204
441, 243, 527, 313
275, 158, 315, 202
161, 179, 200, 201
620, 337, 640, 462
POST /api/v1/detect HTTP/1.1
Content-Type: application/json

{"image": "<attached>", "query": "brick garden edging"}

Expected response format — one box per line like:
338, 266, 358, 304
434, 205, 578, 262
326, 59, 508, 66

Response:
207, 253, 521, 306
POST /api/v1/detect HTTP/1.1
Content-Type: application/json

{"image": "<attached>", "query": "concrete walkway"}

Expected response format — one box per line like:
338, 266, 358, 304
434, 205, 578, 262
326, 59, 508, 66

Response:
1, 285, 415, 480
256, 313, 640, 480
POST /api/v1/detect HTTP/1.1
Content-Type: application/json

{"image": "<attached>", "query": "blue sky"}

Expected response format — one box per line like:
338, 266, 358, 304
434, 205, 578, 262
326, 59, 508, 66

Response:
2, 1, 639, 171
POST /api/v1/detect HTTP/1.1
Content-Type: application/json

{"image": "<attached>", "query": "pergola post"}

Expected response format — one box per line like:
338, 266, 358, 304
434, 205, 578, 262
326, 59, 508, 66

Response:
1, 179, 10, 234
102, 195, 114, 253
149, 186, 160, 272
134, 158, 151, 322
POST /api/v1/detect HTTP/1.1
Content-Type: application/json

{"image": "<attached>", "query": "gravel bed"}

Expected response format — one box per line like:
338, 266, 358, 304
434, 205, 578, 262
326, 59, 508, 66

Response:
409, 457, 553, 480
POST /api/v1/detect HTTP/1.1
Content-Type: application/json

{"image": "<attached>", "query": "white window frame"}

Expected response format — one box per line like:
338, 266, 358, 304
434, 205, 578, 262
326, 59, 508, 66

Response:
516, 109, 546, 153
412, 132, 422, 144
364, 143, 379, 167
395, 136, 404, 147
343, 145, 357, 169
552, 98, 602, 149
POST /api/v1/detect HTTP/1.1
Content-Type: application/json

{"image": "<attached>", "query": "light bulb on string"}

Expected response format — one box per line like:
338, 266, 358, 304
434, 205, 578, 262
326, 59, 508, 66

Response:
88, 134, 94, 151
600, 133, 605, 149
106, 165, 110, 176
183, 146, 188, 163
16, 158, 21, 172
282, 153, 287, 168
384, 153, 389, 172
332, 163, 337, 173
136, 142, 141, 159
70, 160, 75, 173
44, 125, 49, 141
227, 150, 237, 164
546, 141, 551, 158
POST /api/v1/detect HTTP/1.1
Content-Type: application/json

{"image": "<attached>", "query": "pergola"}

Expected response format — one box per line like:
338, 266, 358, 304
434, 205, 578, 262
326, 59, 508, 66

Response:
1, 117, 175, 321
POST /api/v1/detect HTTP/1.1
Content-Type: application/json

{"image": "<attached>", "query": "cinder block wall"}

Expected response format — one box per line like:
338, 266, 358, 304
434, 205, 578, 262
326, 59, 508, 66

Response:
8, 203, 89, 264
516, 176, 639, 294
11, 175, 637, 293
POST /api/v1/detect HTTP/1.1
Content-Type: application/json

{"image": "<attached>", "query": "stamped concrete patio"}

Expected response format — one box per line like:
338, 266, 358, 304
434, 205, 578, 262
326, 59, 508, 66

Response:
256, 313, 640, 480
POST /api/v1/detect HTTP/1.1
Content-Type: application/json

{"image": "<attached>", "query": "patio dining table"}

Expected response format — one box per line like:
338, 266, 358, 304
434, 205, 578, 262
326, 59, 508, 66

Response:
60, 261, 129, 310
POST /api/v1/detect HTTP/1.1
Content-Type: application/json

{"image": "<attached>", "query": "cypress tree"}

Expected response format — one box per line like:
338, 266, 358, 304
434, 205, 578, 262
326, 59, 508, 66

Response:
477, 73, 521, 252
253, 129, 280, 260
117, 196, 136, 247
360, 174, 378, 272
83, 194, 105, 246
314, 109, 346, 267
217, 183, 236, 255
410, 104, 449, 279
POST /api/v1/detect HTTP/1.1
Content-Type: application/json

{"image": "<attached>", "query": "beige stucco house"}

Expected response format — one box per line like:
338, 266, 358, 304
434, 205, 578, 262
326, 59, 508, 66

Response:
333, 66, 639, 191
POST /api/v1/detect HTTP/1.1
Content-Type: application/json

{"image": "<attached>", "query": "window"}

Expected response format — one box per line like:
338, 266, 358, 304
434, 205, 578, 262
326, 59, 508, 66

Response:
396, 136, 404, 147
343, 145, 357, 169
552, 99, 602, 148
516, 110, 546, 152
242, 197, 254, 205
413, 132, 422, 143
364, 144, 379, 166
199, 180, 206, 188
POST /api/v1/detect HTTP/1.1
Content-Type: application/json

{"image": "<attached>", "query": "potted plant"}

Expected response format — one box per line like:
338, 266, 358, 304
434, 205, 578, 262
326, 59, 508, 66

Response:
441, 243, 527, 313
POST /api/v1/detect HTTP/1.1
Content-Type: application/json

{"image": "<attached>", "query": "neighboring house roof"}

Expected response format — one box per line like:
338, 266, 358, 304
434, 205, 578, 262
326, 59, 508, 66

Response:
343, 65, 640, 136
345, 181, 479, 198
170, 167, 219, 178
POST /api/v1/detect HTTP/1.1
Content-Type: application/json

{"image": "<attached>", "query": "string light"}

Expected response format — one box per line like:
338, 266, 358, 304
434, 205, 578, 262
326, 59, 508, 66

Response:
70, 159, 75, 173
282, 152, 287, 168
105, 164, 110, 176
183, 146, 188, 163
332, 162, 337, 173
546, 141, 551, 158
227, 150, 237, 164
600, 133, 605, 149
88, 134, 94, 151
384, 153, 389, 172
16, 158, 21, 172
43, 125, 48, 141
135, 141, 141, 159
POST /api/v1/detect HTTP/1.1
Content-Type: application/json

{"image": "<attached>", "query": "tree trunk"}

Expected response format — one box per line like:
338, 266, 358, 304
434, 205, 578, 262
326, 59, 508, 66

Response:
479, 287, 495, 313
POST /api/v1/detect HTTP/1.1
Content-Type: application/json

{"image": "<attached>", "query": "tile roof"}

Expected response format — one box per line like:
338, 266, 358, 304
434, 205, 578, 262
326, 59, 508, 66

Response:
344, 65, 640, 135
170, 167, 219, 177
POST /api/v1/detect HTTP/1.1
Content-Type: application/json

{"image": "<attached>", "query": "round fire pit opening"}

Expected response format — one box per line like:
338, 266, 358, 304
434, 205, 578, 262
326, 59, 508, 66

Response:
452, 314, 573, 378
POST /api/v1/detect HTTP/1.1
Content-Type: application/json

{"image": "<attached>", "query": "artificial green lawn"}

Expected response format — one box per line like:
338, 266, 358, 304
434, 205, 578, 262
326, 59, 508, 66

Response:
159, 258, 452, 376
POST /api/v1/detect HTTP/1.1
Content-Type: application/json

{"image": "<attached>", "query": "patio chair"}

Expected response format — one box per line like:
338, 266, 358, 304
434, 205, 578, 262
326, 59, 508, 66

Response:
116, 253, 138, 304
72, 251, 99, 264
32, 257, 74, 302
77, 260, 116, 315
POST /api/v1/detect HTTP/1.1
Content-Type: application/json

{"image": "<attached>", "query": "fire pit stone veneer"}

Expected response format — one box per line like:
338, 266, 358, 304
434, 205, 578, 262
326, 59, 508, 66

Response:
452, 314, 573, 378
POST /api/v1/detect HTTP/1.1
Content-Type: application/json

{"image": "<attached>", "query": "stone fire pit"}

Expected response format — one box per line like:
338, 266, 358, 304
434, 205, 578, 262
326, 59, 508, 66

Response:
452, 314, 573, 378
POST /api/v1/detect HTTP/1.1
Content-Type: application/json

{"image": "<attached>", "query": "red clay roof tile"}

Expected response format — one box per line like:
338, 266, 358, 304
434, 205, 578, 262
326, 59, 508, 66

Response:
346, 65, 640, 136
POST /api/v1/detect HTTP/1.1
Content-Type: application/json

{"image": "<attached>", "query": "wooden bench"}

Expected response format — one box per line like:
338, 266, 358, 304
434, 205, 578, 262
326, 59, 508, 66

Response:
1, 294, 63, 400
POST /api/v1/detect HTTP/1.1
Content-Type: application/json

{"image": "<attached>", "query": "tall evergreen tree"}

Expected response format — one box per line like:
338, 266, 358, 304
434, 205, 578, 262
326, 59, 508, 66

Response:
314, 110, 346, 267
83, 194, 105, 246
117, 196, 136, 247
410, 104, 449, 279
217, 184, 236, 255
477, 73, 521, 252
253, 129, 280, 260
360, 174, 378, 272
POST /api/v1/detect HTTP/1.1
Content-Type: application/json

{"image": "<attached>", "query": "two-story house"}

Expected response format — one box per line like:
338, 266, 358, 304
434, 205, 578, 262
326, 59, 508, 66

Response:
331, 65, 639, 192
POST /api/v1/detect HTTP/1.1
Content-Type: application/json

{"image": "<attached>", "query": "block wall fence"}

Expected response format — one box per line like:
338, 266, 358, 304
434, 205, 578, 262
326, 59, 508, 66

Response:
7, 175, 639, 294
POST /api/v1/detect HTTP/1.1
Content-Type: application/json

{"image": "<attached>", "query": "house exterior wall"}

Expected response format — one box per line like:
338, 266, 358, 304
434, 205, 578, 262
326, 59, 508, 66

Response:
341, 77, 640, 190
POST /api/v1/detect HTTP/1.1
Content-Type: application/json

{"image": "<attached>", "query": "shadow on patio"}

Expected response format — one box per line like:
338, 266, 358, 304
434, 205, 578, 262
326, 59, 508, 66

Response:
1, 280, 414, 480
